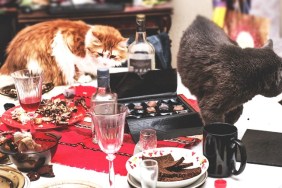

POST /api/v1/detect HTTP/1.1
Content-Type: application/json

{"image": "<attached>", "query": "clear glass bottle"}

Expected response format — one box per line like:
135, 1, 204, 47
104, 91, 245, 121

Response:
91, 68, 117, 143
128, 14, 155, 75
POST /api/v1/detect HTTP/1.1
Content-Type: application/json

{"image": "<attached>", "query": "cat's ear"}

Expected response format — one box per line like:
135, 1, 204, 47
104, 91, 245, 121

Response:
92, 35, 102, 46
262, 39, 273, 49
117, 38, 129, 51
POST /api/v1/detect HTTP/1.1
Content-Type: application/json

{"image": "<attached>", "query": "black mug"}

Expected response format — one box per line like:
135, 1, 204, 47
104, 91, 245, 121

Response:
203, 123, 247, 178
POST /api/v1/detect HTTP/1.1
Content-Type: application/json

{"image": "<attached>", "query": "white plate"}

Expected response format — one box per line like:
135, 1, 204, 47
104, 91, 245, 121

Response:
127, 172, 208, 188
0, 166, 27, 188
126, 147, 209, 188
23, 174, 31, 188
37, 179, 102, 188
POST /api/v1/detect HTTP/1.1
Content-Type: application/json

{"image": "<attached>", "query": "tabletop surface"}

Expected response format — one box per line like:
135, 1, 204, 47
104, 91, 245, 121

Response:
1, 73, 282, 188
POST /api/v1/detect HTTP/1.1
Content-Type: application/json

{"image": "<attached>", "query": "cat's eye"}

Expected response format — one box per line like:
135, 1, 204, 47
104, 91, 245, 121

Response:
97, 52, 103, 57
110, 55, 116, 59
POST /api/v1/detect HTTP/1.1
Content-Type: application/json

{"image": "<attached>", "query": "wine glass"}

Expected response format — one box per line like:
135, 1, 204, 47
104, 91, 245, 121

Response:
11, 69, 43, 133
90, 103, 127, 188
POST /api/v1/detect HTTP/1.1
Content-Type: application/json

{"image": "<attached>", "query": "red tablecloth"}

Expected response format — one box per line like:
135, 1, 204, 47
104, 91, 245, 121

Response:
0, 85, 201, 176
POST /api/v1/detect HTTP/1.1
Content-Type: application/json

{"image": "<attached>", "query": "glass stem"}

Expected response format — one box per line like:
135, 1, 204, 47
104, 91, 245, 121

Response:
107, 154, 116, 188
29, 118, 35, 135
27, 112, 36, 135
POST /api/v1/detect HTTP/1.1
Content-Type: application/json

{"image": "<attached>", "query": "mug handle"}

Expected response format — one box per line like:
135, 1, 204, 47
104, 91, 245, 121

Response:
232, 139, 247, 175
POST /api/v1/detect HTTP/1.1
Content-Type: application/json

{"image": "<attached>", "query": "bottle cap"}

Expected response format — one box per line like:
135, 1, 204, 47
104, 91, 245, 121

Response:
214, 179, 227, 188
136, 14, 145, 21
97, 68, 109, 78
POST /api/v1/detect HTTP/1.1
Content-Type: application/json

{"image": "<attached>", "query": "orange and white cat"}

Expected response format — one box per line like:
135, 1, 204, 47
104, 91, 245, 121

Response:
0, 19, 128, 87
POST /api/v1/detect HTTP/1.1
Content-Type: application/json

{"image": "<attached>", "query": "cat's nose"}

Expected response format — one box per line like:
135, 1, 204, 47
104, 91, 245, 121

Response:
101, 61, 109, 67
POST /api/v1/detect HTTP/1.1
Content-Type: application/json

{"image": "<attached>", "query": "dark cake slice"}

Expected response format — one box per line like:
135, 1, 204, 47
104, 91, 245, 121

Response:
142, 153, 174, 167
166, 162, 194, 171
142, 153, 174, 161
161, 157, 185, 169
158, 167, 202, 182
142, 153, 202, 182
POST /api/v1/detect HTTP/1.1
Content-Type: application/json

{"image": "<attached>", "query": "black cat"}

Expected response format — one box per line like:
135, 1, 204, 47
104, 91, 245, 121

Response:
177, 15, 282, 125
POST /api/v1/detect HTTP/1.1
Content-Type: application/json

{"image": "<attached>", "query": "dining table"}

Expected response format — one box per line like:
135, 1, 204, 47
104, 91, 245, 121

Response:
0, 71, 282, 188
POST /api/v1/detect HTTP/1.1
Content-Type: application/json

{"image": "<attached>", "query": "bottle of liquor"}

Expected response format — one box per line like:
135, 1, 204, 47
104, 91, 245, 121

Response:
91, 68, 117, 143
128, 14, 155, 75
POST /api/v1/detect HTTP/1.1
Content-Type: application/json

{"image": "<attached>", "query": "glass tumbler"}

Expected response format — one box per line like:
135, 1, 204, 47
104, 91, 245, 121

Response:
139, 129, 157, 151
140, 159, 158, 188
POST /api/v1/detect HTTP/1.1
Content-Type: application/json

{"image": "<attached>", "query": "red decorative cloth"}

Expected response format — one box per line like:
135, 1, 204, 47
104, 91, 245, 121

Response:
54, 85, 96, 108
0, 85, 201, 176
51, 126, 135, 175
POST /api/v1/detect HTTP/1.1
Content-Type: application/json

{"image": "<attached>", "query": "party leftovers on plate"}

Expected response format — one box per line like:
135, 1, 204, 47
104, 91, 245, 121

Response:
0, 82, 54, 98
11, 98, 86, 126
142, 153, 202, 182
3, 131, 43, 153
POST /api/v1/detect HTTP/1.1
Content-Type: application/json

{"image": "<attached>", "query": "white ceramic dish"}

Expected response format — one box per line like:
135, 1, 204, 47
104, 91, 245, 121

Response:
38, 179, 102, 188
23, 174, 30, 188
126, 147, 209, 188
0, 166, 30, 188
127, 171, 208, 188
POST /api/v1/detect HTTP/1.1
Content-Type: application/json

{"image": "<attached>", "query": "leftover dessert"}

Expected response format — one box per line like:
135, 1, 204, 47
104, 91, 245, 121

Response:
36, 98, 77, 125
0, 135, 7, 161
0, 83, 54, 98
6, 132, 43, 153
11, 98, 85, 126
27, 165, 55, 181
142, 153, 201, 182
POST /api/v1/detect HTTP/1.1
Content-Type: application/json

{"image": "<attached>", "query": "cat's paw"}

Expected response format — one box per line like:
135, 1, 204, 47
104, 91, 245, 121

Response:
77, 74, 93, 83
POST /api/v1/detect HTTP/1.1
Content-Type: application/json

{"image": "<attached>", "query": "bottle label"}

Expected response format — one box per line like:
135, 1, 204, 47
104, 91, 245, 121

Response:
97, 87, 106, 93
129, 59, 152, 75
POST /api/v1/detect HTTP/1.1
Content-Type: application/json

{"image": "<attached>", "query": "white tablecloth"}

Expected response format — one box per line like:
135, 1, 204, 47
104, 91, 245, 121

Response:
1, 73, 282, 188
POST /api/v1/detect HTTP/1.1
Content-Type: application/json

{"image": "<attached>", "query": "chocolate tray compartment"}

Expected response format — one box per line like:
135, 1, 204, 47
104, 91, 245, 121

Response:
124, 96, 193, 119
111, 69, 203, 143
119, 94, 203, 143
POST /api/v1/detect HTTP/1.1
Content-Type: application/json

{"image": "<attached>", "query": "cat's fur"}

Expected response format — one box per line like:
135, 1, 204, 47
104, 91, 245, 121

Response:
177, 15, 282, 125
0, 19, 128, 87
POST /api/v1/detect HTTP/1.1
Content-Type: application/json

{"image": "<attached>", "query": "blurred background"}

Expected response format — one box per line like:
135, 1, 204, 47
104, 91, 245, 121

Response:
0, 0, 281, 68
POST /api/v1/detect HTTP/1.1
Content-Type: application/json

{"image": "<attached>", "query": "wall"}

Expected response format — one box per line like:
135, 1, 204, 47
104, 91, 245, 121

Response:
280, 0, 282, 37
169, 0, 213, 68
250, 0, 281, 39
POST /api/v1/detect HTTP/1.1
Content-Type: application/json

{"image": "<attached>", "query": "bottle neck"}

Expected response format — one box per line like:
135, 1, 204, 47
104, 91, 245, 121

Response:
97, 77, 111, 93
135, 19, 146, 42
136, 19, 145, 32
135, 32, 147, 43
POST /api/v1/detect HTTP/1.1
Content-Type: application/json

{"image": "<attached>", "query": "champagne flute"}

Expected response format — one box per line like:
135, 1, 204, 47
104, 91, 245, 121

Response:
90, 103, 127, 188
11, 69, 43, 133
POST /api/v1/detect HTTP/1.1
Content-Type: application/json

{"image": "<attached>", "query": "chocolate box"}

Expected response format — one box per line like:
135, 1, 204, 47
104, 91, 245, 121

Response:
110, 69, 203, 143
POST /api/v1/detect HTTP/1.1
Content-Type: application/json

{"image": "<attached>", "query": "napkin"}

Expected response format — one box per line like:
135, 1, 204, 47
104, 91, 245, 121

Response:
238, 129, 282, 167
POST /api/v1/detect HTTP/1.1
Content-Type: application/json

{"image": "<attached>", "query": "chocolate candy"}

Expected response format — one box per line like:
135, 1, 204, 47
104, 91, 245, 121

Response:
27, 171, 40, 181
124, 97, 191, 118
147, 101, 157, 107
173, 105, 184, 111
147, 107, 156, 113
